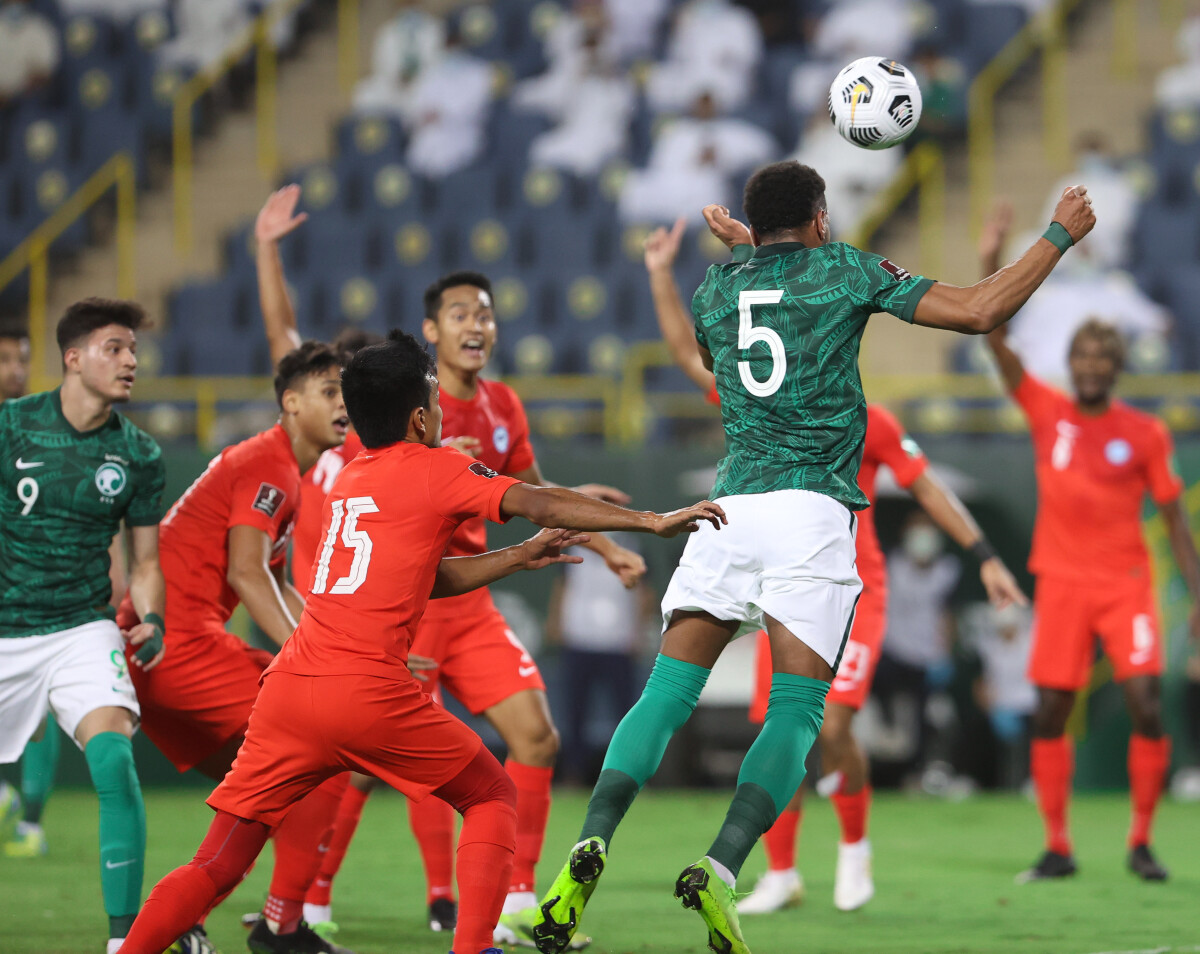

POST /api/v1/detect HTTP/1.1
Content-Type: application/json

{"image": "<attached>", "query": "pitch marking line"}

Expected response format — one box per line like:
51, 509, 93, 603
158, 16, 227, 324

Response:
1083, 946, 1200, 954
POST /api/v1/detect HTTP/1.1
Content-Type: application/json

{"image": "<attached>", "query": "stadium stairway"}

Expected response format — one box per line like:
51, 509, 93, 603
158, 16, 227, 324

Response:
861, 0, 1179, 379
32, 0, 405, 375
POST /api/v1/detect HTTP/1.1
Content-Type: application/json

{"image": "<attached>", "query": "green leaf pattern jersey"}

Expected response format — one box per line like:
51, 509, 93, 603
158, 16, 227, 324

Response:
0, 389, 166, 638
691, 242, 933, 509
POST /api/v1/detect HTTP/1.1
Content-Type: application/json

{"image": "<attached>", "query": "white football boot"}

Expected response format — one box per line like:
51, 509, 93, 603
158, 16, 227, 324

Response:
737, 868, 805, 914
834, 839, 874, 911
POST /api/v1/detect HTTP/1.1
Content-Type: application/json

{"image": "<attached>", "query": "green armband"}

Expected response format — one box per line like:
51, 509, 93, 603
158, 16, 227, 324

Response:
134, 612, 165, 664
1042, 222, 1074, 254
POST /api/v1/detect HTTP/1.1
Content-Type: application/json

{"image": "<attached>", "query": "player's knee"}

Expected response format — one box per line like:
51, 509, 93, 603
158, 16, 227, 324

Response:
1129, 695, 1164, 737
491, 768, 518, 811
516, 720, 560, 766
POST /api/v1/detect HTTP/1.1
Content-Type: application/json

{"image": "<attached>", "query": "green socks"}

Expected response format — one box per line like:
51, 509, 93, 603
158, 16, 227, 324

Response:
707, 673, 829, 878
21, 713, 60, 825
84, 732, 145, 938
580, 654, 711, 845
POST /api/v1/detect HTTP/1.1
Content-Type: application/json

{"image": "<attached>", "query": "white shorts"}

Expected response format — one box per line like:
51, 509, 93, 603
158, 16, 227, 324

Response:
661, 489, 863, 669
0, 620, 139, 763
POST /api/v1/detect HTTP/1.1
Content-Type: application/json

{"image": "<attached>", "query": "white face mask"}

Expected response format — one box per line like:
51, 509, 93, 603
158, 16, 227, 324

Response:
903, 525, 943, 563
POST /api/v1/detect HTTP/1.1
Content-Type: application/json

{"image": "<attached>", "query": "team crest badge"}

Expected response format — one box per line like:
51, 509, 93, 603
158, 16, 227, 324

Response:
1105, 439, 1133, 466
493, 425, 510, 455
95, 462, 127, 498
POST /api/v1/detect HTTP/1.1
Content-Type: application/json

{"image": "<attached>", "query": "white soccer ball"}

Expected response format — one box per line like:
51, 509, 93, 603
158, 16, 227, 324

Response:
827, 56, 923, 150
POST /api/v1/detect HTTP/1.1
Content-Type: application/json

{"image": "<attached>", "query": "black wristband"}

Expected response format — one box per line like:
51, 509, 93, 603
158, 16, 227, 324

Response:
1042, 222, 1074, 254
970, 539, 999, 564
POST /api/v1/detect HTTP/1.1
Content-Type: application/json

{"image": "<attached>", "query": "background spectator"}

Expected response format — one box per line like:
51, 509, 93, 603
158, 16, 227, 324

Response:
0, 0, 59, 103
972, 603, 1036, 790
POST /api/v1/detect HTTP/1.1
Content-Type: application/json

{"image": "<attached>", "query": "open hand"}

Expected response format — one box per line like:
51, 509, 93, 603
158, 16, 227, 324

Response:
122, 621, 164, 671
519, 528, 590, 570
605, 544, 647, 588
980, 558, 1027, 610
651, 500, 727, 538
702, 205, 753, 251
444, 436, 483, 458
255, 185, 308, 245
645, 218, 686, 273
1051, 184, 1095, 245
573, 483, 631, 505
979, 199, 1013, 264
407, 653, 438, 683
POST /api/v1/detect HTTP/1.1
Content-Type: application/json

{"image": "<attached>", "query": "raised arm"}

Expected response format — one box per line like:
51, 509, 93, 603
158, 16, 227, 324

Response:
907, 469, 1026, 609
646, 218, 715, 391
975, 201, 1026, 392
226, 524, 300, 647
1159, 497, 1200, 642
255, 185, 308, 367
123, 524, 166, 670
431, 528, 587, 599
911, 186, 1095, 335
500, 483, 725, 537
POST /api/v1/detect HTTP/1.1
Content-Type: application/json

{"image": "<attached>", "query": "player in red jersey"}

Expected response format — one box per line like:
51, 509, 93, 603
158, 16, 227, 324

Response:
115, 330, 726, 954
980, 205, 1200, 883
116, 342, 359, 954
644, 218, 1026, 912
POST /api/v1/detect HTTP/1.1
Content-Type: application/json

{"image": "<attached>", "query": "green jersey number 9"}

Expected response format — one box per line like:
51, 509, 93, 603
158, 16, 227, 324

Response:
17, 476, 39, 515
738, 290, 786, 398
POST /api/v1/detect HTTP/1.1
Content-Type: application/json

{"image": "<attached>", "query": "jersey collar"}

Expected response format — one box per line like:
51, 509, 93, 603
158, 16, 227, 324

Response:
751, 242, 809, 259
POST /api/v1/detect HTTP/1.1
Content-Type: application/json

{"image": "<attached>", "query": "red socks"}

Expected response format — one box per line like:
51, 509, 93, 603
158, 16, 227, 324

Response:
408, 794, 458, 903
452, 800, 518, 954
831, 785, 871, 844
505, 759, 553, 894
1128, 734, 1171, 849
305, 782, 371, 907
121, 812, 269, 954
1031, 736, 1074, 855
761, 807, 801, 871
267, 775, 346, 923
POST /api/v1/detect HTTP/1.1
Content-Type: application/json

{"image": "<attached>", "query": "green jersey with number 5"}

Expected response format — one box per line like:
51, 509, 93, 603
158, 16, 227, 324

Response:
692, 241, 933, 510
0, 389, 166, 638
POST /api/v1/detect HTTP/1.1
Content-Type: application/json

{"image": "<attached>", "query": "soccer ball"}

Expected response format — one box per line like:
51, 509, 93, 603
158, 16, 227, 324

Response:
827, 57, 923, 150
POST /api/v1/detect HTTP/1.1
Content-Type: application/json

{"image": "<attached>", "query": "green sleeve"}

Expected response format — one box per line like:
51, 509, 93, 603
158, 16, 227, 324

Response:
731, 244, 754, 264
844, 245, 934, 323
125, 446, 166, 527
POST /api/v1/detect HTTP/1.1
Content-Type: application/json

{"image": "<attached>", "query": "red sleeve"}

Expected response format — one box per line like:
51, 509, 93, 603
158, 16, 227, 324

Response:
866, 405, 929, 489
227, 449, 298, 541
429, 448, 523, 524
1145, 419, 1184, 506
502, 385, 536, 475
1012, 371, 1062, 427
706, 383, 720, 406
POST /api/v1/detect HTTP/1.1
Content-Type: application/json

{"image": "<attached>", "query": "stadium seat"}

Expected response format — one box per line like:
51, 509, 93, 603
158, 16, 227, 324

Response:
1130, 201, 1200, 271
963, 3, 1028, 75
296, 219, 382, 274
318, 270, 398, 335
354, 162, 423, 222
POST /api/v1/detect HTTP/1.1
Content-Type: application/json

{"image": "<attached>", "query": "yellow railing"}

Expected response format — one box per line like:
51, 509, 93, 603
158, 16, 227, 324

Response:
0, 152, 137, 392
849, 141, 945, 274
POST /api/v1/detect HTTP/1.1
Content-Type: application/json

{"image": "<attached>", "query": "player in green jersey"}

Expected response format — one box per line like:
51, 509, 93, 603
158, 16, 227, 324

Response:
533, 161, 1096, 954
0, 298, 168, 954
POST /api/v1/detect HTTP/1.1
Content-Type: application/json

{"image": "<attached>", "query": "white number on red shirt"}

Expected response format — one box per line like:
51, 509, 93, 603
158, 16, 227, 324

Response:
311, 495, 380, 595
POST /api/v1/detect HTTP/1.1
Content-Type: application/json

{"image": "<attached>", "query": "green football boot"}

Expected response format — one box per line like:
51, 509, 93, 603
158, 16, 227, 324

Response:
530, 838, 607, 954
674, 859, 751, 954
496, 906, 592, 949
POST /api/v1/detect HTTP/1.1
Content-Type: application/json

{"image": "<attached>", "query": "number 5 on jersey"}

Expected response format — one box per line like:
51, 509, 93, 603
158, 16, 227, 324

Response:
738, 289, 785, 397
312, 496, 379, 595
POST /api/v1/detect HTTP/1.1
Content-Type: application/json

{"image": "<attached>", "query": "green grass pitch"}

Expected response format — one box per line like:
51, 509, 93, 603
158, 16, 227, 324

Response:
3, 788, 1198, 954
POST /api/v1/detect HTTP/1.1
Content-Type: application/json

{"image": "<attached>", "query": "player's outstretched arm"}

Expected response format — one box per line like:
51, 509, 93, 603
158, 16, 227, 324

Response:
431, 528, 589, 599
908, 470, 1027, 610
646, 217, 715, 392
977, 201, 1026, 393
1159, 498, 1200, 641
122, 524, 166, 670
255, 185, 307, 367
500, 483, 726, 538
226, 524, 300, 647
912, 186, 1095, 335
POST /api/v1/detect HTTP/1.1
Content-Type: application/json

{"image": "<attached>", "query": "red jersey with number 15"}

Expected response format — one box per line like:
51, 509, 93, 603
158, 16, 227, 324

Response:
1014, 372, 1182, 582
292, 431, 364, 594
271, 442, 521, 680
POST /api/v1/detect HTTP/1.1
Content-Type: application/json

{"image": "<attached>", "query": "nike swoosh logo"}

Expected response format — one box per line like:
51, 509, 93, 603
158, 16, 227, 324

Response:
518, 665, 538, 678
105, 859, 137, 869
15, 459, 43, 470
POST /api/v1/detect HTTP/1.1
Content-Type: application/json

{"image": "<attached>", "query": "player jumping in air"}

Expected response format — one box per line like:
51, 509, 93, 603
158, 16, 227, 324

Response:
115, 329, 726, 954
643, 217, 1026, 913
979, 203, 1200, 883
115, 342, 355, 954
0, 299, 167, 954
252, 184, 646, 947
533, 161, 1095, 954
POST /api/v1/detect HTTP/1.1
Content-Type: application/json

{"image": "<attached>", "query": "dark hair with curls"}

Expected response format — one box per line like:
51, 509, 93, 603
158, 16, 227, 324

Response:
341, 330, 437, 448
742, 161, 827, 239
273, 340, 342, 407
56, 298, 147, 357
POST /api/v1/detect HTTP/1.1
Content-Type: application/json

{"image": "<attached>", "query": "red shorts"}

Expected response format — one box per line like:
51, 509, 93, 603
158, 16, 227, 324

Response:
412, 605, 545, 714
208, 670, 482, 826
749, 586, 886, 722
1029, 575, 1162, 690
119, 596, 274, 772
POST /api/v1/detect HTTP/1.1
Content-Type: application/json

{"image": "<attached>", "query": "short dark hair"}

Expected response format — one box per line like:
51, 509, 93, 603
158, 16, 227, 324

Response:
273, 340, 342, 407
0, 321, 29, 344
341, 330, 436, 448
56, 298, 147, 356
331, 327, 386, 363
1070, 318, 1126, 371
423, 271, 493, 321
743, 161, 827, 238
